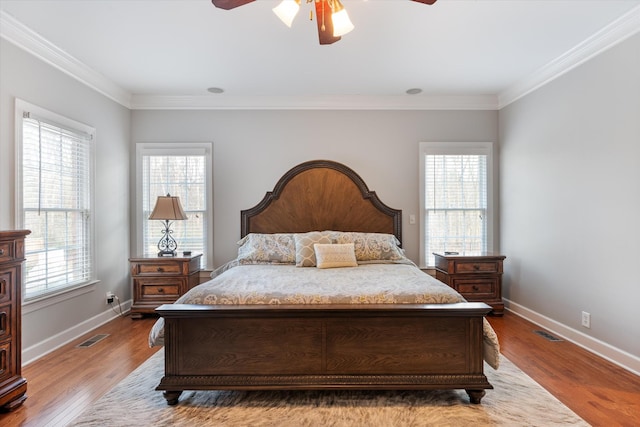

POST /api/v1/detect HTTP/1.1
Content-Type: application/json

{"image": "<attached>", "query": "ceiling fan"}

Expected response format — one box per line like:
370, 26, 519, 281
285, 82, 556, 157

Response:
211, 0, 438, 45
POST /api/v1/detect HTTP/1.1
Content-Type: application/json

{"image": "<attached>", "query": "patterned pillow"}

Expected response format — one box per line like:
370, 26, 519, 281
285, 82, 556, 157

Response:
331, 232, 406, 262
314, 243, 358, 269
236, 233, 296, 264
294, 231, 333, 267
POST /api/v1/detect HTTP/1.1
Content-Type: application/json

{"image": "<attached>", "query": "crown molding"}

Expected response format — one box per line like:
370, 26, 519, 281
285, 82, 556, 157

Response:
129, 94, 499, 111
3, 6, 638, 112
0, 10, 132, 108
498, 5, 640, 109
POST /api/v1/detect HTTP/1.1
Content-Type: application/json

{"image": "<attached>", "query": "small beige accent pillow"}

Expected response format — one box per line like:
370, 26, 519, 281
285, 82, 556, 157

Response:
314, 243, 358, 269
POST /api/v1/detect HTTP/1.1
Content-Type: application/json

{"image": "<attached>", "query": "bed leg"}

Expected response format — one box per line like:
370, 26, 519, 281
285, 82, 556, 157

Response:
466, 389, 486, 404
163, 390, 183, 405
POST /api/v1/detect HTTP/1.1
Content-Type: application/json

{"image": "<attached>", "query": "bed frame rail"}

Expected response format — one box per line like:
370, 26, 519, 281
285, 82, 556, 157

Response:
156, 302, 493, 405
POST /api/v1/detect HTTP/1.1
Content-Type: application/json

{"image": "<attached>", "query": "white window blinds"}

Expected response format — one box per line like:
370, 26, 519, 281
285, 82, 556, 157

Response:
138, 145, 211, 267
20, 110, 95, 300
420, 142, 493, 267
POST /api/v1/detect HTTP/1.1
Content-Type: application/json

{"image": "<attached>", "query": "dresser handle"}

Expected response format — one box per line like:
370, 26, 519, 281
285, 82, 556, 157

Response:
157, 267, 164, 272
0, 249, 4, 256
158, 288, 164, 293
473, 265, 480, 270
472, 285, 479, 291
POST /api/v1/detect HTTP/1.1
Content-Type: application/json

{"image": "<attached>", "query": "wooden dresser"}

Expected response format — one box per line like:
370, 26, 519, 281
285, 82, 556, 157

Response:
433, 252, 506, 316
0, 229, 30, 411
129, 254, 202, 319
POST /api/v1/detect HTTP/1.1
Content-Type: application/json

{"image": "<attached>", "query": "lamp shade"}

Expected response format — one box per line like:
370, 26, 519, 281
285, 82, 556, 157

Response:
331, 1, 354, 37
149, 194, 188, 221
273, 0, 300, 28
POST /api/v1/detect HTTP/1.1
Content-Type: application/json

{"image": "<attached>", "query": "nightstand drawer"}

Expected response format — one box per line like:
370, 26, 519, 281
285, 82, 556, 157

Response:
133, 262, 182, 275
135, 279, 181, 300
454, 261, 499, 274
453, 278, 497, 297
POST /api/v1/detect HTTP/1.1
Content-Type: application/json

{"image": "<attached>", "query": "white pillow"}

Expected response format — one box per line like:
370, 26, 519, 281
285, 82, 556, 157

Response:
314, 243, 358, 269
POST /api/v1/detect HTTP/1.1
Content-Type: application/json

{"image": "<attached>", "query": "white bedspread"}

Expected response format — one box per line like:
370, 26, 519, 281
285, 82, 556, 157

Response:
149, 263, 500, 369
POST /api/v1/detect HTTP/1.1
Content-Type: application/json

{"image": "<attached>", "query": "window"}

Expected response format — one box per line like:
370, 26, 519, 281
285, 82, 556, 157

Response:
16, 100, 95, 300
136, 143, 212, 268
419, 142, 493, 267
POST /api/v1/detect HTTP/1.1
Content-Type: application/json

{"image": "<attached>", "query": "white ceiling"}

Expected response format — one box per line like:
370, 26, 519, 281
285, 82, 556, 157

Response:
1, 0, 639, 109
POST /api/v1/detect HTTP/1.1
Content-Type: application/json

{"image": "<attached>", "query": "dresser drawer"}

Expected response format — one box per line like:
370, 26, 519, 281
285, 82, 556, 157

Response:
453, 278, 497, 299
0, 269, 14, 305
132, 261, 182, 275
0, 242, 14, 264
0, 340, 16, 382
454, 261, 499, 274
0, 305, 12, 341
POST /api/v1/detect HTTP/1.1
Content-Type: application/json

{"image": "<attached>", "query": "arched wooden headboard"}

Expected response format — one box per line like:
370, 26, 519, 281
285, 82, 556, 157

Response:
240, 160, 402, 245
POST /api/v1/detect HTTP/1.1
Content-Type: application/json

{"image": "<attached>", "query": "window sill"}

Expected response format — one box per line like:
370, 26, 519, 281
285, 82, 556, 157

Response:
22, 280, 100, 315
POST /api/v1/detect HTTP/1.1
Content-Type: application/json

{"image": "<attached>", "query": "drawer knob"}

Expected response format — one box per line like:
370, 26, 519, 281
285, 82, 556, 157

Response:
158, 288, 164, 293
472, 285, 479, 291
473, 265, 480, 270
157, 267, 164, 272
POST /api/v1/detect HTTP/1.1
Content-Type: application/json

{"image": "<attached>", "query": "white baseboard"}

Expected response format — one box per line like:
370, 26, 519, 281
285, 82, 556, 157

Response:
504, 299, 640, 376
22, 299, 132, 366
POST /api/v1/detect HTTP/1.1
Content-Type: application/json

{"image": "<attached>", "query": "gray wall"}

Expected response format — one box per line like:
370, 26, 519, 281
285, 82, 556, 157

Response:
499, 33, 640, 360
0, 39, 131, 357
130, 109, 499, 267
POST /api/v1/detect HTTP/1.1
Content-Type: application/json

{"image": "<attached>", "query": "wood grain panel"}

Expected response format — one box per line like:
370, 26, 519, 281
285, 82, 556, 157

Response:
174, 318, 324, 375
241, 160, 402, 244
325, 318, 468, 374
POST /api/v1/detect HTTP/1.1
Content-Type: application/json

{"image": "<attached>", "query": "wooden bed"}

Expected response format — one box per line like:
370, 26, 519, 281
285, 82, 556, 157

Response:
155, 160, 493, 405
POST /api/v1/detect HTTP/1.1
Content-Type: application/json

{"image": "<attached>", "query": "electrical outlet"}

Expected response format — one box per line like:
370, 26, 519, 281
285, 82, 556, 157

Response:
581, 311, 591, 328
106, 292, 115, 305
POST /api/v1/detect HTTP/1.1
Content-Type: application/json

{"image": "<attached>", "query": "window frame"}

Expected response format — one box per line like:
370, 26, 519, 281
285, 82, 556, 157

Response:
419, 141, 494, 268
14, 99, 97, 303
135, 142, 213, 269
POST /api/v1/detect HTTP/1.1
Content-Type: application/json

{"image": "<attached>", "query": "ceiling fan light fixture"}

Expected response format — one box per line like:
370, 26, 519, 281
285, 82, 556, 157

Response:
330, 0, 354, 37
273, 0, 301, 28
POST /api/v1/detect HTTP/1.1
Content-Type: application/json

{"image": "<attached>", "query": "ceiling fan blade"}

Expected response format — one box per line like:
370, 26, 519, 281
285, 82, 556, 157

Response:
211, 0, 256, 10
315, 0, 341, 45
411, 0, 438, 5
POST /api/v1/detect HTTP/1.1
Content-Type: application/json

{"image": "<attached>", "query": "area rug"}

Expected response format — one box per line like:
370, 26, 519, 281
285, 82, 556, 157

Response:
68, 351, 588, 427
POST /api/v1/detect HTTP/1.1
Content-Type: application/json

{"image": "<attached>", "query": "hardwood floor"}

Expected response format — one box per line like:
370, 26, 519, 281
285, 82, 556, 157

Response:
1, 315, 161, 427
1, 311, 639, 426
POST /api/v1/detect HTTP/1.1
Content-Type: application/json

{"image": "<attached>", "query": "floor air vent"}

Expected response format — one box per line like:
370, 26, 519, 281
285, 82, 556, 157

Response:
533, 330, 563, 342
76, 334, 109, 348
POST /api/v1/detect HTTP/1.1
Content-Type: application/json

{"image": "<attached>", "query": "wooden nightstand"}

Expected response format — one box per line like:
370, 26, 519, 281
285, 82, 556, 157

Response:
433, 253, 506, 316
129, 253, 202, 319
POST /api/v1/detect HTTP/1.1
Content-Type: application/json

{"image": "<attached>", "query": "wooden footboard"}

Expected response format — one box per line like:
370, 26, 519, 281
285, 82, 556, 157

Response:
155, 302, 493, 405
